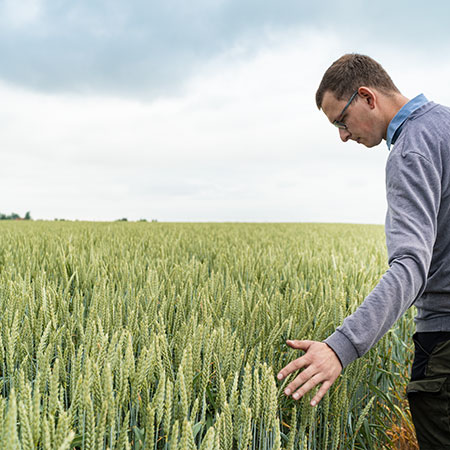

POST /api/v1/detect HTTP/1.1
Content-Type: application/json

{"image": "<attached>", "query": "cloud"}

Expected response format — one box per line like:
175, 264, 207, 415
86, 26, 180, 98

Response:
0, 28, 392, 222
3, 8, 450, 222
1, 0, 43, 28
1, 0, 449, 99
0, 0, 310, 97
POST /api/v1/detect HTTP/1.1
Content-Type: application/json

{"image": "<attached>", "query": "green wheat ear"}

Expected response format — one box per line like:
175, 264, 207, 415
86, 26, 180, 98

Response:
0, 222, 411, 448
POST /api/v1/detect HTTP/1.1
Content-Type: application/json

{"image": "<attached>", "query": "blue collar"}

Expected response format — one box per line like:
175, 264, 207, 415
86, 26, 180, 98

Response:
386, 94, 429, 149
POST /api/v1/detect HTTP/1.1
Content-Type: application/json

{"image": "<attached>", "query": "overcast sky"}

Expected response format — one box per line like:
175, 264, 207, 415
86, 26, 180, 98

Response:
1, 0, 449, 223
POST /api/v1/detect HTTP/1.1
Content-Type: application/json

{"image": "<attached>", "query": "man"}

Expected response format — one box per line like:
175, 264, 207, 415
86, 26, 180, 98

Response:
277, 53, 450, 448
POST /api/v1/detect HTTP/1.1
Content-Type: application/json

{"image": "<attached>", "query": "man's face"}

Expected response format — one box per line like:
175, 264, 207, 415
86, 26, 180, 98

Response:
321, 89, 384, 148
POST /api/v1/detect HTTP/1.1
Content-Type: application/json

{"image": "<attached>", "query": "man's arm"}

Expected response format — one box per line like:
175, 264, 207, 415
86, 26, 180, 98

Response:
278, 149, 441, 404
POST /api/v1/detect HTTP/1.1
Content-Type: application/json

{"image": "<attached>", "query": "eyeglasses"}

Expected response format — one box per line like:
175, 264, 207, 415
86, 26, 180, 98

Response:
333, 90, 359, 130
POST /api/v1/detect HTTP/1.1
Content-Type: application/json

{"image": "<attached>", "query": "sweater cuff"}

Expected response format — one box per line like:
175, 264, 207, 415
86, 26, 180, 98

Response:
324, 330, 359, 369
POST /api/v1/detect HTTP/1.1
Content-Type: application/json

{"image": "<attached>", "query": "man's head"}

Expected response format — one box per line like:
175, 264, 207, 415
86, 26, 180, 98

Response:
316, 54, 406, 147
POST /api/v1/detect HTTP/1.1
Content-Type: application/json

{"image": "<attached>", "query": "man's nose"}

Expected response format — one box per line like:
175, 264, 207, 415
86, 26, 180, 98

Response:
339, 128, 351, 142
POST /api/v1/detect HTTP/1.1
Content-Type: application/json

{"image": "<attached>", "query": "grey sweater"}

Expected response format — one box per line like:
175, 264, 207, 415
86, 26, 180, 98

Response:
325, 101, 450, 368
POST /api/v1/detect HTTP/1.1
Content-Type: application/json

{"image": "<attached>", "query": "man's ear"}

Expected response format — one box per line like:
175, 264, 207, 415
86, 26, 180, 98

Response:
357, 87, 376, 109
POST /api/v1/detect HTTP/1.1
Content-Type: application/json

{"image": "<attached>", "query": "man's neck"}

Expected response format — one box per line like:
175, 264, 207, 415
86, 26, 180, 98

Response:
382, 94, 410, 139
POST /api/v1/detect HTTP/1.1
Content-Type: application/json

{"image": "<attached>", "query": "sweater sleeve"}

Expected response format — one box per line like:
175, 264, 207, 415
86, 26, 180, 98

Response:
324, 150, 441, 368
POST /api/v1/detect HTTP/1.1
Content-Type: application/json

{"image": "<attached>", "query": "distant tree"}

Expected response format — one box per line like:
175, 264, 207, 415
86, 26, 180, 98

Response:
117, 218, 128, 222
0, 211, 33, 220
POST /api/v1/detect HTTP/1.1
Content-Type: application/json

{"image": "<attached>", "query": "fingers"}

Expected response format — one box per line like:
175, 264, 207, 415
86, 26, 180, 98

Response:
286, 339, 313, 350
292, 374, 323, 401
277, 355, 308, 380
277, 341, 343, 407
310, 381, 332, 407
277, 340, 313, 380
286, 371, 333, 405
284, 366, 317, 397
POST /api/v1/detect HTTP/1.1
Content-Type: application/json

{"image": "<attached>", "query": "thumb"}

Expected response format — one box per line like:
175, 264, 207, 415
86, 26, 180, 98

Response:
286, 340, 314, 351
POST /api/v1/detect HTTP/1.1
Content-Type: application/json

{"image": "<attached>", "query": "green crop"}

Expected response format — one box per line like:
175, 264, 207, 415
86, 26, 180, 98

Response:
0, 221, 415, 449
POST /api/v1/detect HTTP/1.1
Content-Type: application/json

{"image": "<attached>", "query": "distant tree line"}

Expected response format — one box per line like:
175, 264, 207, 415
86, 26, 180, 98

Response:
0, 211, 32, 220
115, 218, 158, 222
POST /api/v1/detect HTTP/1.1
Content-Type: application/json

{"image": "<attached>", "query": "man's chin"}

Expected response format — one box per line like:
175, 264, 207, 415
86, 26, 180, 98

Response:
362, 138, 382, 148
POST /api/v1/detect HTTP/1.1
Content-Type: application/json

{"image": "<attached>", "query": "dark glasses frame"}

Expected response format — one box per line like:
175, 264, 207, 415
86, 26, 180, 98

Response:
333, 90, 359, 129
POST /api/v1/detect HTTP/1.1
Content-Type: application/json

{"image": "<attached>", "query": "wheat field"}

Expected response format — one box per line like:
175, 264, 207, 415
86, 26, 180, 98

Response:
0, 221, 416, 449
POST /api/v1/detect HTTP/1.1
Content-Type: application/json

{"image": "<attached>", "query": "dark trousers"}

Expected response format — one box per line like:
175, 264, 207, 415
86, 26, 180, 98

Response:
407, 332, 450, 449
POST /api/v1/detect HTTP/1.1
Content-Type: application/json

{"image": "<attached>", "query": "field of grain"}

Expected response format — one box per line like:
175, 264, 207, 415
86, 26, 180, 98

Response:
0, 221, 416, 449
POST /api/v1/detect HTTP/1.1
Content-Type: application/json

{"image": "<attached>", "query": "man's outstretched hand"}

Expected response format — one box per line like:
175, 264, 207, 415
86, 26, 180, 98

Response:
277, 340, 343, 406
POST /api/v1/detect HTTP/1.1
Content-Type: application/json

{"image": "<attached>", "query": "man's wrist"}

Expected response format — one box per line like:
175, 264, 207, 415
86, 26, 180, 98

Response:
324, 342, 343, 369
324, 330, 359, 368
